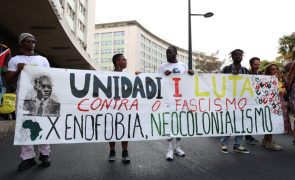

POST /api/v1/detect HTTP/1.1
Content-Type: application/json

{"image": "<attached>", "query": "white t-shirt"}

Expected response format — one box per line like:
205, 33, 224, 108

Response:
8, 55, 50, 108
8, 55, 50, 72
159, 61, 188, 74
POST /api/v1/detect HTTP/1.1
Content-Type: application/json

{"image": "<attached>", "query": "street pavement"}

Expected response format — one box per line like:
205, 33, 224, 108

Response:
0, 131, 295, 180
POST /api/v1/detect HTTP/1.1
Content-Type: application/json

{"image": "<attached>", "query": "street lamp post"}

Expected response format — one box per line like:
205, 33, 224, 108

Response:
188, 0, 213, 70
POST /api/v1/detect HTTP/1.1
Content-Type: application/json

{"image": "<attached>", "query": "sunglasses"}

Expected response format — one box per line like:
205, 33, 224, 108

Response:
23, 40, 37, 44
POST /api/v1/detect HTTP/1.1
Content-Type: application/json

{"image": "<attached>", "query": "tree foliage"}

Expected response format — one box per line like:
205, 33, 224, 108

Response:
277, 33, 295, 62
194, 51, 224, 73
259, 60, 284, 74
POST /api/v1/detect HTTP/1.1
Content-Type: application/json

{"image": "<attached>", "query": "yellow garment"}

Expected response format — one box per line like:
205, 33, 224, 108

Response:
278, 80, 286, 94
0, 93, 16, 114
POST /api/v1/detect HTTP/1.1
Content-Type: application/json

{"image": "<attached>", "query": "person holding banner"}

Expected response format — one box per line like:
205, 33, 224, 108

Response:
249, 57, 261, 75
220, 49, 250, 154
6, 33, 51, 171
244, 57, 261, 145
159, 45, 194, 161
285, 61, 295, 145
108, 53, 131, 163
261, 64, 283, 151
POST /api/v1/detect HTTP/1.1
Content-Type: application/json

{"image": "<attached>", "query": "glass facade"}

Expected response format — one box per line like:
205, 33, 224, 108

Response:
93, 31, 125, 71
93, 22, 191, 72
139, 35, 166, 73
65, 0, 89, 50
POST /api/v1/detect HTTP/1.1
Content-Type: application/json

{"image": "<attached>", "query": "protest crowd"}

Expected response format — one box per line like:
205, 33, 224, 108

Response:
0, 33, 295, 172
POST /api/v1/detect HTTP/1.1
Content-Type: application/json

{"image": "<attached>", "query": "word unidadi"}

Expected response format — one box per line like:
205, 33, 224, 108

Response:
70, 73, 163, 99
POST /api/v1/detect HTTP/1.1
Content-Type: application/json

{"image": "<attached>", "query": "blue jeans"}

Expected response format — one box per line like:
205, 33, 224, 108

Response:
221, 136, 243, 147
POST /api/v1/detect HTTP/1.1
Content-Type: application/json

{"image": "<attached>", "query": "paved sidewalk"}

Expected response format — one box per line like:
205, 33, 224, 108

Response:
1, 132, 295, 180
0, 120, 15, 139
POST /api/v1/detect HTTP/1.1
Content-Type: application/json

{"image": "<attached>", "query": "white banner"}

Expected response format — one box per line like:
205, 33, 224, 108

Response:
14, 67, 284, 145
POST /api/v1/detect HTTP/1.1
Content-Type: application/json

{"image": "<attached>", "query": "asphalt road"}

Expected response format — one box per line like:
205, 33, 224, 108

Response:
0, 133, 295, 180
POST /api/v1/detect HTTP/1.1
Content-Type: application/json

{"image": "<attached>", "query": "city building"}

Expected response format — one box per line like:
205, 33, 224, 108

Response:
1, 0, 97, 69
0, 0, 97, 105
94, 20, 204, 73
59, 0, 95, 58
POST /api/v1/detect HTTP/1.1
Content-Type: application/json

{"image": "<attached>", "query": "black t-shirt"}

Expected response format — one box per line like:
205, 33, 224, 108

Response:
221, 64, 250, 74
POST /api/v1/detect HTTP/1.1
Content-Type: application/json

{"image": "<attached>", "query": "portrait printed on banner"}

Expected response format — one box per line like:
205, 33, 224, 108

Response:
23, 74, 60, 117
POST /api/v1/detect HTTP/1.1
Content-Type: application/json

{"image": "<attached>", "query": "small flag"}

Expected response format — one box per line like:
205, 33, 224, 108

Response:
0, 48, 11, 73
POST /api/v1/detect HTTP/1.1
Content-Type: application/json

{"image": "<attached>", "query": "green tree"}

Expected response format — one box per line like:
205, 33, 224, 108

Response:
259, 60, 283, 73
194, 50, 224, 73
278, 33, 295, 62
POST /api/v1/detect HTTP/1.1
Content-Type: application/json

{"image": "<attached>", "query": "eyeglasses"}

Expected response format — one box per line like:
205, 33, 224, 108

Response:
23, 40, 37, 44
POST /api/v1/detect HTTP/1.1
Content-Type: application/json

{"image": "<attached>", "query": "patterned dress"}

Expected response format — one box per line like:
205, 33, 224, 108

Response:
289, 78, 295, 117
279, 80, 292, 133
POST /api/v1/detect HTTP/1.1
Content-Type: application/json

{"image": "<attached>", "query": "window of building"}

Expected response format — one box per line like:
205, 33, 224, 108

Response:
140, 51, 145, 58
114, 31, 125, 36
113, 48, 124, 54
141, 43, 145, 49
77, 37, 86, 50
103, 49, 113, 54
101, 32, 112, 38
78, 19, 85, 33
101, 41, 112, 46
79, 2, 86, 16
101, 58, 111, 62
141, 35, 145, 41
94, 50, 100, 55
95, 33, 100, 38
113, 40, 124, 45
67, 3, 75, 21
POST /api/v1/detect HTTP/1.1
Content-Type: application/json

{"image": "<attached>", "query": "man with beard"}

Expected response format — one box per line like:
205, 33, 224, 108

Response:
244, 57, 261, 144
220, 49, 250, 154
